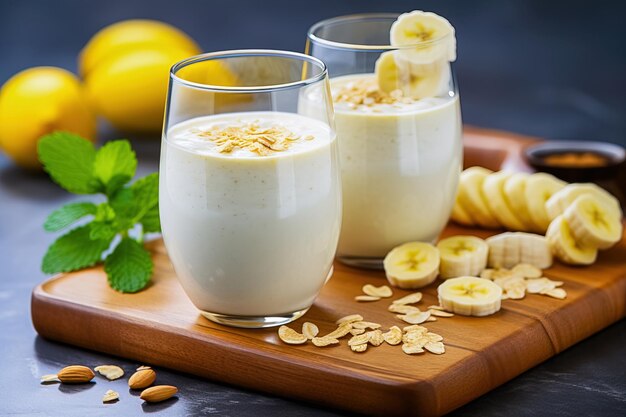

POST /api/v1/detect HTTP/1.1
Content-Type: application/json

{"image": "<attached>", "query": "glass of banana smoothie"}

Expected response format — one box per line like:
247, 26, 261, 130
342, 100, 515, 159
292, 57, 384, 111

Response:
303, 11, 462, 268
160, 50, 341, 328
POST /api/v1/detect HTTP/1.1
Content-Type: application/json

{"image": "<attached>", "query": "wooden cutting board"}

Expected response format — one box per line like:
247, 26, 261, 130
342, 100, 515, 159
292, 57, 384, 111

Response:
31, 128, 626, 417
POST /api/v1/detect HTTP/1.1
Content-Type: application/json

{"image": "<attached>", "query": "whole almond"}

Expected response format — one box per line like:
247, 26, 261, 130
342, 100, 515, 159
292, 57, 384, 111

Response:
140, 385, 178, 403
57, 365, 95, 384
128, 368, 156, 389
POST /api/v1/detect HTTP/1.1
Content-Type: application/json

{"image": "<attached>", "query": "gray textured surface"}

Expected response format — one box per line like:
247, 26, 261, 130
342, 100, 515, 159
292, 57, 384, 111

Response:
0, 0, 625, 416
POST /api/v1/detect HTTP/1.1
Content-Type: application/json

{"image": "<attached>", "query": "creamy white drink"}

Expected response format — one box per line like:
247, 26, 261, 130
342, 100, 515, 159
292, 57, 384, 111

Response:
160, 112, 341, 317
301, 74, 461, 260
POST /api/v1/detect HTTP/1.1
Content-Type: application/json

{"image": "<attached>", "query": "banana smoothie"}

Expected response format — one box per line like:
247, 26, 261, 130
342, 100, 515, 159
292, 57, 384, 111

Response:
304, 10, 462, 264
160, 112, 341, 317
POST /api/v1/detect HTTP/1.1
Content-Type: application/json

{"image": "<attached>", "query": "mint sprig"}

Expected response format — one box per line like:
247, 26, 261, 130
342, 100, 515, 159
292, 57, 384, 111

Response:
38, 132, 160, 293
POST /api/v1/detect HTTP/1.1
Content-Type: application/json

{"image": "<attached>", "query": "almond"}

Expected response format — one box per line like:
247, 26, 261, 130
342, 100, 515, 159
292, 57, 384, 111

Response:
128, 368, 157, 389
140, 385, 178, 403
57, 365, 95, 384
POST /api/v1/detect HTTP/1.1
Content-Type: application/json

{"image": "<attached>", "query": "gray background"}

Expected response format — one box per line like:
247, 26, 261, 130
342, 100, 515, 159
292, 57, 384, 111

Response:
0, 0, 625, 416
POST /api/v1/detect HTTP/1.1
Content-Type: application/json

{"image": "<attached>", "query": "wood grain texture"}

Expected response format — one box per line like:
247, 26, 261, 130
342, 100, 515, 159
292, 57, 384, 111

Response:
31, 128, 626, 416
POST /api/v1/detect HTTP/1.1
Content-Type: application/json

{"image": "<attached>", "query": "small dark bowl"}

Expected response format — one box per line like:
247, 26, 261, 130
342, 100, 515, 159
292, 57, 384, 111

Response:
525, 140, 625, 183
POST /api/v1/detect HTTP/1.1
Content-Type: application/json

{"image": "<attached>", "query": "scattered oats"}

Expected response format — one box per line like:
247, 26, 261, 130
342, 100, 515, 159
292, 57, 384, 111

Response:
392, 292, 423, 305
333, 77, 418, 108
383, 326, 403, 345
348, 333, 371, 346
278, 325, 308, 345
311, 337, 339, 347
325, 323, 353, 339
402, 344, 425, 355
544, 288, 567, 299
102, 389, 119, 403
94, 365, 124, 381
512, 263, 542, 279
506, 287, 526, 300
362, 284, 393, 298
403, 331, 426, 345
40, 374, 59, 383
352, 321, 381, 330
427, 305, 444, 311
527, 278, 557, 294
355, 295, 381, 302
429, 309, 454, 317
501, 293, 510, 300
351, 344, 368, 353
399, 310, 431, 325
366, 330, 385, 346
336, 314, 363, 325
402, 325, 428, 333
137, 366, 151, 371
302, 322, 319, 340
424, 341, 446, 355
425, 333, 444, 342
388, 304, 421, 314
426, 316, 438, 322
350, 328, 365, 336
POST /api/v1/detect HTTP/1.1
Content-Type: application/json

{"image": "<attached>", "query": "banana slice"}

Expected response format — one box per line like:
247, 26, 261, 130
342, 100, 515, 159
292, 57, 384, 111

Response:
503, 173, 536, 231
486, 232, 553, 269
375, 51, 450, 98
562, 195, 622, 249
546, 183, 622, 221
457, 167, 500, 229
437, 276, 502, 317
450, 194, 475, 226
384, 242, 440, 289
390, 10, 456, 63
546, 215, 598, 265
437, 236, 488, 279
482, 171, 527, 231
524, 173, 567, 233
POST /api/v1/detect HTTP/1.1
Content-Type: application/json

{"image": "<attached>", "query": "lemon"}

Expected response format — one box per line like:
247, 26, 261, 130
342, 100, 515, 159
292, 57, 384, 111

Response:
79, 19, 201, 78
0, 67, 96, 169
85, 46, 195, 133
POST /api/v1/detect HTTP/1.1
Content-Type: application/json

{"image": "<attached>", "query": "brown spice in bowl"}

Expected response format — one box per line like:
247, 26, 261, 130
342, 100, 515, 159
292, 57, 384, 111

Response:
542, 152, 610, 168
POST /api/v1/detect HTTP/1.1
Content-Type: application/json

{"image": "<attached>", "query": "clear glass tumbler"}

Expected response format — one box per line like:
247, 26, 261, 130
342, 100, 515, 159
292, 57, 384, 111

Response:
304, 14, 463, 268
160, 50, 341, 328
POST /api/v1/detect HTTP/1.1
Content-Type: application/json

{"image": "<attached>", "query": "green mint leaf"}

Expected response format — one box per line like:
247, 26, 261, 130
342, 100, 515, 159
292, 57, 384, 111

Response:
105, 174, 132, 196
37, 132, 100, 194
140, 204, 161, 233
132, 173, 159, 214
95, 203, 116, 222
104, 237, 153, 293
109, 187, 136, 230
93, 140, 136, 190
89, 221, 117, 241
43, 202, 97, 232
41, 225, 114, 274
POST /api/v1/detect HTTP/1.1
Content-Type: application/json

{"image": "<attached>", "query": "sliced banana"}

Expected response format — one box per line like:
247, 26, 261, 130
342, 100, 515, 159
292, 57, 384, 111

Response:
450, 194, 475, 226
384, 242, 440, 289
503, 173, 536, 231
437, 276, 502, 317
390, 10, 456, 63
457, 167, 500, 229
546, 183, 622, 221
437, 235, 488, 279
546, 215, 598, 265
481, 171, 526, 231
375, 51, 450, 98
562, 195, 622, 250
486, 232, 553, 269
524, 173, 566, 233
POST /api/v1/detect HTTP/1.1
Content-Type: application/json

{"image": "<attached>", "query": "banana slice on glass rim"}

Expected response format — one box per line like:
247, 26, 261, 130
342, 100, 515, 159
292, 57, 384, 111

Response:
390, 10, 456, 63
375, 51, 451, 98
383, 242, 440, 289
438, 276, 502, 317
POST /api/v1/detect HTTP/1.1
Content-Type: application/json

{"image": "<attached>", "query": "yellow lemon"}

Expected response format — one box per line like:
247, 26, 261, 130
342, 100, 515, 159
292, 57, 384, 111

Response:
0, 67, 96, 169
85, 46, 194, 133
79, 19, 201, 78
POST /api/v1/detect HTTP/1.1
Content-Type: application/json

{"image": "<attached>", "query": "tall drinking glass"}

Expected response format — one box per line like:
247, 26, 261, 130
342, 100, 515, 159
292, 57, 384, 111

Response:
160, 50, 341, 328
303, 13, 462, 268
